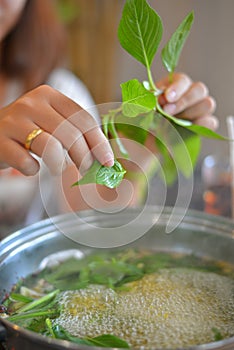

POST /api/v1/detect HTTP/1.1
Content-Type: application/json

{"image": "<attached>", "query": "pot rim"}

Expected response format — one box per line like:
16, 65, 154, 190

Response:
1, 206, 234, 255
1, 316, 234, 350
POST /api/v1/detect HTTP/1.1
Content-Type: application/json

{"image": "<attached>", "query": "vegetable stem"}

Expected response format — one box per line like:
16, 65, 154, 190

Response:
17, 290, 59, 313
7, 309, 57, 322
46, 318, 56, 338
147, 66, 160, 95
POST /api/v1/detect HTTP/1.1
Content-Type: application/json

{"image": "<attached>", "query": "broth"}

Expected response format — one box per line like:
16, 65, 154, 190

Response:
1, 249, 234, 349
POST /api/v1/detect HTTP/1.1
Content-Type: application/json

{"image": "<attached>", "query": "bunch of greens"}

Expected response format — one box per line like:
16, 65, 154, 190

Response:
74, 0, 225, 188
4, 290, 129, 348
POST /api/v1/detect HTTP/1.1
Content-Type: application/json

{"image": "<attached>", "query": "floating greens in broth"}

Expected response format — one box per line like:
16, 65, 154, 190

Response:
2, 249, 234, 348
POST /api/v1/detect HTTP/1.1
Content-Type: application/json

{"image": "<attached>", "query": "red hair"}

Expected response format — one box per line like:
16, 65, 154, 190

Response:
1, 0, 67, 90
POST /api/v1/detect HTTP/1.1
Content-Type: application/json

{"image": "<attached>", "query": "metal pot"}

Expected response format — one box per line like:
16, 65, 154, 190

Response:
0, 206, 234, 350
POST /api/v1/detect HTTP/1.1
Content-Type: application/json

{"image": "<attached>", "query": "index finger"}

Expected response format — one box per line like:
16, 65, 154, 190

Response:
39, 85, 115, 167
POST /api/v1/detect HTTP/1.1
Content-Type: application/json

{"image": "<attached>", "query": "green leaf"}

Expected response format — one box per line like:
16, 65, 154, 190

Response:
161, 11, 194, 73
43, 258, 88, 291
155, 137, 177, 186
85, 258, 143, 287
9, 293, 33, 304
121, 79, 156, 117
72, 160, 126, 189
94, 160, 126, 188
172, 128, 201, 178
140, 110, 155, 131
17, 290, 59, 313
87, 334, 130, 348
185, 123, 228, 139
118, 0, 163, 69
116, 113, 149, 145
157, 102, 227, 140
153, 115, 201, 184
52, 324, 130, 348
212, 327, 224, 341
7, 309, 58, 322
52, 325, 94, 346
169, 116, 227, 140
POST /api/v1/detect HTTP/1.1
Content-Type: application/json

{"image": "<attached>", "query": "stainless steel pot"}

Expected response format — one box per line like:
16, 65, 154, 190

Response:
0, 206, 234, 350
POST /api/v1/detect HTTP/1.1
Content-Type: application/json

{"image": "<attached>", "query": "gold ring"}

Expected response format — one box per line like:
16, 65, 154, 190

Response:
25, 128, 43, 150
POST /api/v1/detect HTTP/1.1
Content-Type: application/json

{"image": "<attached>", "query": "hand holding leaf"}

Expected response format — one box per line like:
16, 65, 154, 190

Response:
73, 0, 225, 189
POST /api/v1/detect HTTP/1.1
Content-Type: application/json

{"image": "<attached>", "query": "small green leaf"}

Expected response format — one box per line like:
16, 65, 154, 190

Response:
157, 103, 227, 140
161, 11, 194, 73
95, 160, 126, 188
155, 137, 177, 186
212, 327, 224, 341
72, 161, 100, 186
185, 123, 228, 140
7, 309, 58, 322
118, 0, 163, 69
52, 325, 94, 346
72, 160, 126, 189
9, 293, 33, 304
173, 129, 201, 178
52, 324, 130, 348
140, 110, 155, 131
17, 290, 59, 313
84, 258, 143, 287
116, 113, 148, 145
87, 334, 130, 348
121, 79, 156, 117
153, 115, 201, 184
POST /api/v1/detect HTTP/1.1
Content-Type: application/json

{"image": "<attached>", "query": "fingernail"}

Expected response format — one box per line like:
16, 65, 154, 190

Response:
166, 89, 177, 102
103, 152, 114, 167
163, 104, 176, 115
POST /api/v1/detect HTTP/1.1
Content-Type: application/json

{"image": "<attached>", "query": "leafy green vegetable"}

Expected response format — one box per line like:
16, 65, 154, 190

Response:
72, 0, 226, 189
105, 0, 225, 186
72, 159, 126, 189
41, 254, 143, 290
212, 327, 224, 341
116, 113, 150, 145
16, 290, 59, 313
7, 290, 60, 322
4, 249, 234, 347
118, 0, 163, 70
7, 309, 58, 322
161, 11, 194, 76
9, 293, 33, 304
121, 79, 156, 117
51, 324, 130, 348
79, 257, 143, 288
86, 334, 130, 348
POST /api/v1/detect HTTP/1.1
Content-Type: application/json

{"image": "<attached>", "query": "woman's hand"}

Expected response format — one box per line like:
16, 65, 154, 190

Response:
157, 72, 218, 130
0, 85, 114, 176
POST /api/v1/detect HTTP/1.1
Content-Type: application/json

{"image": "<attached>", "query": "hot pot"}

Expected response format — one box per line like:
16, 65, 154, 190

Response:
0, 206, 234, 350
